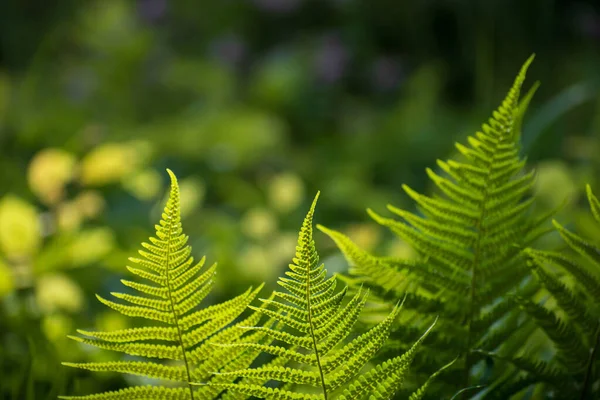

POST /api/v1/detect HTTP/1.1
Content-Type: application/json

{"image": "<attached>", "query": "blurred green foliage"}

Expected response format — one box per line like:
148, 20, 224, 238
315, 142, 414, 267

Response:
0, 0, 599, 398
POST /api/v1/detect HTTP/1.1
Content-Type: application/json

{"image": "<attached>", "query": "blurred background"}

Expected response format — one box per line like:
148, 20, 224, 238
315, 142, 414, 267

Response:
0, 0, 598, 398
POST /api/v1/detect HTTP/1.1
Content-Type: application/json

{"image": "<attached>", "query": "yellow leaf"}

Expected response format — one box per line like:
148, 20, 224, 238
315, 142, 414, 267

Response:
267, 172, 305, 213
0, 195, 41, 258
27, 148, 77, 205
80, 142, 140, 186
122, 169, 161, 200
241, 207, 277, 240
36, 273, 84, 314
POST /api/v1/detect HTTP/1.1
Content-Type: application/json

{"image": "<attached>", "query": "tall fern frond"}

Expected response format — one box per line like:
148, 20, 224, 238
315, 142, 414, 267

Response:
501, 184, 600, 399
319, 55, 551, 395
209, 193, 445, 399
60, 169, 264, 400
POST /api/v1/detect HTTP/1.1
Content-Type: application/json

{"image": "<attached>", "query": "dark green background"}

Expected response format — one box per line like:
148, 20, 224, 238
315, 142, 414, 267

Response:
0, 1, 598, 398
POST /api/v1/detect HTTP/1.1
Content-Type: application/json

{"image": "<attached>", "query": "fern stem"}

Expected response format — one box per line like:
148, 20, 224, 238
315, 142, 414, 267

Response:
464, 125, 514, 392
464, 209, 485, 390
464, 165, 492, 393
167, 280, 195, 400
306, 264, 328, 400
464, 106, 519, 394
164, 216, 195, 400
580, 321, 600, 400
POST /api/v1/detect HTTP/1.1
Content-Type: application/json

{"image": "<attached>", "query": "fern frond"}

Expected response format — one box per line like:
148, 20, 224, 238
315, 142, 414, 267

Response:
212, 193, 443, 399
61, 170, 264, 400
319, 55, 551, 395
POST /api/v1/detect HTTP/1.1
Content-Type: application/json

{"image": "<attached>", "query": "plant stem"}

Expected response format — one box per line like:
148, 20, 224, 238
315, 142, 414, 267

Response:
164, 208, 195, 400
306, 264, 327, 400
464, 158, 491, 393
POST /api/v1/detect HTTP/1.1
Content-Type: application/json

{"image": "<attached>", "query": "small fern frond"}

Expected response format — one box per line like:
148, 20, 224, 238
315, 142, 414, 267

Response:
61, 170, 264, 400
212, 193, 442, 399
511, 185, 600, 398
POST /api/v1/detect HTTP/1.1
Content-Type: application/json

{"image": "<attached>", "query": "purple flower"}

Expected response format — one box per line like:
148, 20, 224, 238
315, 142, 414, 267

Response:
210, 35, 247, 67
314, 34, 349, 84
370, 56, 404, 92
138, 0, 167, 23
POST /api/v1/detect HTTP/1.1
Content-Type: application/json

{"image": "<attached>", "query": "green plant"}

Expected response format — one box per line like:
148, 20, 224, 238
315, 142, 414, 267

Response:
488, 184, 600, 399
207, 193, 447, 399
318, 56, 554, 397
60, 170, 264, 400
